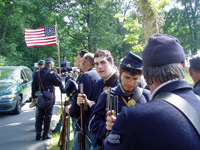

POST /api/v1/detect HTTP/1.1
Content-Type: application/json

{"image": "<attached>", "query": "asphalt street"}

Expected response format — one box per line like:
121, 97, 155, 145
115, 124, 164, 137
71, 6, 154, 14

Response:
0, 85, 64, 150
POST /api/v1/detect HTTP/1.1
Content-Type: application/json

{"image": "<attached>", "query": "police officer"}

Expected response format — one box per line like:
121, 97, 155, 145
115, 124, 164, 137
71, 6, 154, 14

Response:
69, 52, 101, 150
77, 49, 120, 149
32, 57, 63, 140
65, 71, 74, 84
104, 34, 200, 149
30, 59, 45, 109
89, 52, 150, 149
30, 60, 45, 129
189, 53, 200, 95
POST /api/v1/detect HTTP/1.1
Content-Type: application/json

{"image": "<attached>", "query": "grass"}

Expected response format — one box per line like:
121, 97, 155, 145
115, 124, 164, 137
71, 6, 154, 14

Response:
48, 68, 194, 149
48, 119, 74, 150
48, 94, 74, 150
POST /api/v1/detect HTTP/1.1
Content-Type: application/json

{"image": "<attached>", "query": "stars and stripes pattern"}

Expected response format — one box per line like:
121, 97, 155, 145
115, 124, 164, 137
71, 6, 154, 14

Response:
25, 25, 57, 47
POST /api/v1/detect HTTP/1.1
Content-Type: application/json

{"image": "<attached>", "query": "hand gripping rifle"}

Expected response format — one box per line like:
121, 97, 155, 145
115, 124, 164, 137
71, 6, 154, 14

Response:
106, 94, 118, 136
78, 83, 85, 150
58, 97, 71, 150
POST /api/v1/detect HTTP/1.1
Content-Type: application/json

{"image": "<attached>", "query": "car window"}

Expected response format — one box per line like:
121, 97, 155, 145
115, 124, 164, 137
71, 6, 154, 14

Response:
0, 69, 20, 84
24, 68, 32, 81
21, 70, 26, 80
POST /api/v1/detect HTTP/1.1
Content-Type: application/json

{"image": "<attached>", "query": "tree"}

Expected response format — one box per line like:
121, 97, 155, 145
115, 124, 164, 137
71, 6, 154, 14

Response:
136, 0, 169, 45
162, 0, 200, 55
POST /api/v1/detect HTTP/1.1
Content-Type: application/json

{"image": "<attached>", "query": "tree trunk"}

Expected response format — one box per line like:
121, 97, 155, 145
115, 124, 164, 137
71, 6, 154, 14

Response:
138, 0, 159, 46
0, 4, 13, 54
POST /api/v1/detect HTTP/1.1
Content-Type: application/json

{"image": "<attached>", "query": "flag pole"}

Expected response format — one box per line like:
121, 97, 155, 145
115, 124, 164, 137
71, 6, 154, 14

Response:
55, 21, 64, 120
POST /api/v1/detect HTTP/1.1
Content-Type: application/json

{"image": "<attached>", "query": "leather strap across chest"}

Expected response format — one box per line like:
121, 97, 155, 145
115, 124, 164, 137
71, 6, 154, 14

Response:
155, 92, 200, 136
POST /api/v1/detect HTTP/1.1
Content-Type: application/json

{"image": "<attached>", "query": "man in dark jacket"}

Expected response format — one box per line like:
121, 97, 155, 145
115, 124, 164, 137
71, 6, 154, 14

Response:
32, 57, 63, 140
189, 53, 200, 95
104, 34, 200, 150
90, 52, 150, 150
69, 52, 101, 150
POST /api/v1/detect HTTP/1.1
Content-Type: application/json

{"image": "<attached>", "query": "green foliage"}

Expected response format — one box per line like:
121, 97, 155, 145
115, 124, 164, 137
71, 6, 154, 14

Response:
162, 0, 200, 56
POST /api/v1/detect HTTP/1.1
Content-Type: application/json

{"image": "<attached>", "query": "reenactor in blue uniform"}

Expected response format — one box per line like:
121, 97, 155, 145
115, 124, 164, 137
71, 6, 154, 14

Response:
30, 60, 45, 129
77, 49, 120, 149
32, 57, 63, 140
189, 53, 200, 95
104, 34, 200, 149
90, 52, 151, 149
69, 52, 101, 150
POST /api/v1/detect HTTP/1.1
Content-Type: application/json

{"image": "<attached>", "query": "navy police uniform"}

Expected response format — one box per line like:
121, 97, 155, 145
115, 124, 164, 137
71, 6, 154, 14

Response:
90, 84, 150, 139
189, 54, 200, 95
69, 67, 101, 150
90, 67, 120, 148
193, 80, 200, 95
32, 61, 63, 140
32, 67, 62, 122
90, 52, 151, 149
104, 80, 200, 149
104, 34, 200, 149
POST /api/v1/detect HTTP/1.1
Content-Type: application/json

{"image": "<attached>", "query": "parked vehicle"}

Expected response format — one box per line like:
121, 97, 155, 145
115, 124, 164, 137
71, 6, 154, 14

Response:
0, 66, 32, 114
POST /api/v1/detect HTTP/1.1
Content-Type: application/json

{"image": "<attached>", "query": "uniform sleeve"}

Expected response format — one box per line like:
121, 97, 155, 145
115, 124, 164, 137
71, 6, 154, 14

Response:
69, 73, 93, 117
103, 107, 134, 150
32, 71, 39, 99
51, 73, 62, 87
90, 92, 108, 139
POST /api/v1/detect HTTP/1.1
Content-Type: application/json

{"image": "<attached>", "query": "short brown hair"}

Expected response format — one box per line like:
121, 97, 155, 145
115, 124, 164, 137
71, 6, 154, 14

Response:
94, 49, 113, 63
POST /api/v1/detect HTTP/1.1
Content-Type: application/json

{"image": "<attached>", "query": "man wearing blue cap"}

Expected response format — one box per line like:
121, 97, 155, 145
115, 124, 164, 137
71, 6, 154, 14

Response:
69, 52, 101, 150
32, 57, 63, 141
30, 60, 45, 129
189, 53, 200, 95
89, 52, 150, 149
104, 34, 200, 149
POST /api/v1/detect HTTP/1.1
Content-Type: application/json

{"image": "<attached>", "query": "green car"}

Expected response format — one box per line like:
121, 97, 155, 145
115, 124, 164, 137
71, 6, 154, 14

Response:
0, 66, 32, 114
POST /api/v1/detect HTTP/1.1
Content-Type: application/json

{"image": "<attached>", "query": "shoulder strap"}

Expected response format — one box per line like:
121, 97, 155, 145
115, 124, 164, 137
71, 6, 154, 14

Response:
121, 87, 143, 107
154, 92, 200, 136
132, 87, 143, 103
38, 70, 50, 91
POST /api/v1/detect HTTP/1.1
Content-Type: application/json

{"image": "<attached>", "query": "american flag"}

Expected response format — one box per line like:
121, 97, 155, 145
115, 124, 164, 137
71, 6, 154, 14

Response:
25, 25, 57, 47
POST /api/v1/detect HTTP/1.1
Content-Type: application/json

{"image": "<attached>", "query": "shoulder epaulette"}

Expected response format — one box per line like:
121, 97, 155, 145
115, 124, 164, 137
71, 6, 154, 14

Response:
50, 71, 54, 74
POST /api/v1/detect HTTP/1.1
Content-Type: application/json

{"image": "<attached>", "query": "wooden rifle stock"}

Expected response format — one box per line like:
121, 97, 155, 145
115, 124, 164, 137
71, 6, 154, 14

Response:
58, 98, 71, 150
78, 83, 85, 150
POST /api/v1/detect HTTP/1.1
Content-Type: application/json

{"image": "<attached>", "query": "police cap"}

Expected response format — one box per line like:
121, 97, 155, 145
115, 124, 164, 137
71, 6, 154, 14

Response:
79, 50, 88, 58
38, 60, 45, 65
120, 52, 142, 70
190, 53, 200, 69
65, 79, 78, 97
142, 34, 185, 66
46, 57, 55, 62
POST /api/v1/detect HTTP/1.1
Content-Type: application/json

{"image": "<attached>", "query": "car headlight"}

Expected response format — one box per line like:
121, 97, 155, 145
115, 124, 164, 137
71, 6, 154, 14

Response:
1, 94, 17, 99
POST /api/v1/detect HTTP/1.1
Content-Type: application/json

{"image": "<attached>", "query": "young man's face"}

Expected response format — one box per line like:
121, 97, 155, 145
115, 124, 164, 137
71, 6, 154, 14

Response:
76, 54, 82, 68
120, 71, 140, 92
94, 56, 113, 80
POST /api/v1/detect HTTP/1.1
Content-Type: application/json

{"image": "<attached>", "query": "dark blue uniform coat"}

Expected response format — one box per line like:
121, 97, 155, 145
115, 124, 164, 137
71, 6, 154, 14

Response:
69, 68, 101, 127
90, 73, 120, 146
32, 67, 62, 123
193, 79, 200, 96
90, 84, 150, 141
104, 80, 200, 150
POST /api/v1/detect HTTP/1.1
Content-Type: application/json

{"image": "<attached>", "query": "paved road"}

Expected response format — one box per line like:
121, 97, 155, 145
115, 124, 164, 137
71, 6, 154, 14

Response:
0, 86, 64, 150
